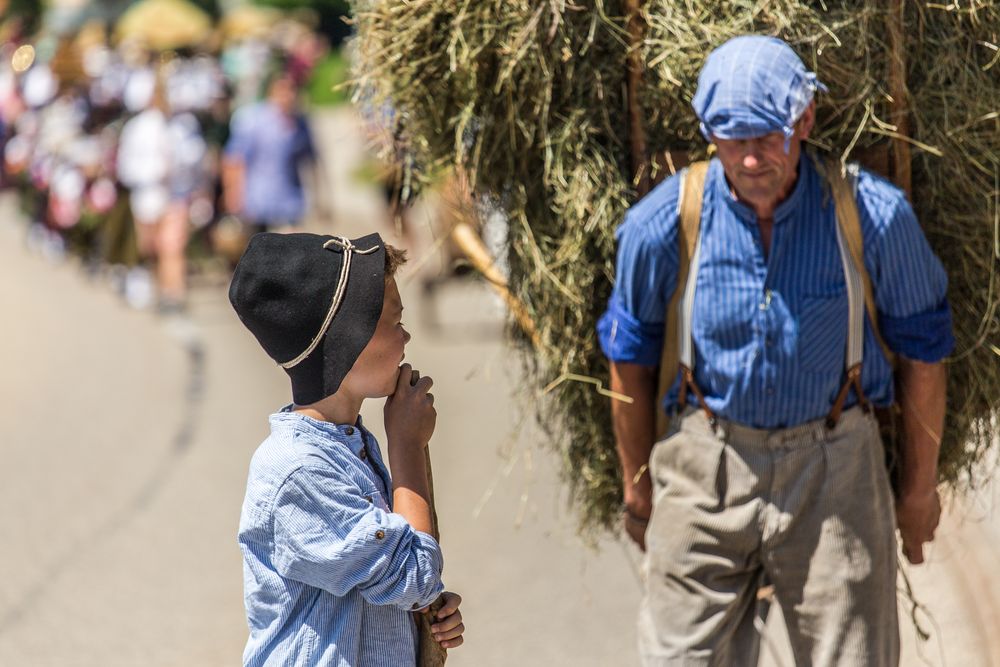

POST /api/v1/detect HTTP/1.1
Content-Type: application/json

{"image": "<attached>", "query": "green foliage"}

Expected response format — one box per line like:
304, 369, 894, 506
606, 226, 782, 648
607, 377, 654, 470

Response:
255, 0, 351, 45
5, 0, 44, 33
306, 48, 349, 107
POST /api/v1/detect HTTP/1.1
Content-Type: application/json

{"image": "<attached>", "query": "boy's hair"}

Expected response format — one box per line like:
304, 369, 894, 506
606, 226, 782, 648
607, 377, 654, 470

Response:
384, 244, 407, 279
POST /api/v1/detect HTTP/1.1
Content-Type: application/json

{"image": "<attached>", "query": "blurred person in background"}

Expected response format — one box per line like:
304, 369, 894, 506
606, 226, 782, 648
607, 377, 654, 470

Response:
2, 10, 335, 303
116, 74, 181, 311
221, 64, 325, 237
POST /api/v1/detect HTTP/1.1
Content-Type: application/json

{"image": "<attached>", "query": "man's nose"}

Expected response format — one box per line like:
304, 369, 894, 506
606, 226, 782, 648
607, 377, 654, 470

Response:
742, 151, 761, 170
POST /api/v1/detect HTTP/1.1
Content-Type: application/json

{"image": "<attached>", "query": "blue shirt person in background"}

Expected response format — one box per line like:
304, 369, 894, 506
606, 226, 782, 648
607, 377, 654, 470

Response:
229, 233, 465, 666
222, 67, 326, 233
599, 36, 951, 665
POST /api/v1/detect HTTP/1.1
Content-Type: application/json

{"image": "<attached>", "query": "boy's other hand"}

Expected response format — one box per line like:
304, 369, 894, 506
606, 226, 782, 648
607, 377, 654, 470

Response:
427, 592, 464, 649
384, 363, 436, 449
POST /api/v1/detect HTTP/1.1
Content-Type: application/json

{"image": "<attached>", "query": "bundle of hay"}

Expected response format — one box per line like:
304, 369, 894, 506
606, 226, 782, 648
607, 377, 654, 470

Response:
352, 1, 1000, 534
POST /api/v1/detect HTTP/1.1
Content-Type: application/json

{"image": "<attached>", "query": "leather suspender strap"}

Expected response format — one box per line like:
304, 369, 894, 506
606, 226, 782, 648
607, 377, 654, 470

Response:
814, 155, 896, 367
826, 364, 869, 429
655, 161, 712, 437
818, 154, 890, 427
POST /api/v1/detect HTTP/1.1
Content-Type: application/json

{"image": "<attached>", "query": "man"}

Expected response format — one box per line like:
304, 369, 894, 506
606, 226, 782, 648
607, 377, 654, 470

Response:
597, 36, 953, 666
222, 66, 326, 234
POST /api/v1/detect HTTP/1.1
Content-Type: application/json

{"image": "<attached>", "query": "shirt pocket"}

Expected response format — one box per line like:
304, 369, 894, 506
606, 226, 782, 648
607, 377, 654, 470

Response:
796, 290, 849, 374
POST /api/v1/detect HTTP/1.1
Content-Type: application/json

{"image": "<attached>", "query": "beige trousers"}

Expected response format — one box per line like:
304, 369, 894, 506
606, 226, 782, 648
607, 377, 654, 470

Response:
639, 407, 899, 667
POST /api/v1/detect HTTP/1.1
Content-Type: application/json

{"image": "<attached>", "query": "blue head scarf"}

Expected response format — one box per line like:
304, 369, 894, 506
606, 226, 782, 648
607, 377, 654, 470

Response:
692, 35, 827, 151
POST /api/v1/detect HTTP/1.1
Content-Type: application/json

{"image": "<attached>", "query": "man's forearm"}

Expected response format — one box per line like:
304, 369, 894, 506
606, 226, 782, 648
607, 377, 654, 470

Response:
221, 159, 245, 214
897, 357, 947, 499
609, 361, 658, 515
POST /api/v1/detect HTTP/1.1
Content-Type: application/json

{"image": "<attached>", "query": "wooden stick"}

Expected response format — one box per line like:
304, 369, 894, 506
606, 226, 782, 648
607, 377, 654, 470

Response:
625, 0, 650, 197
412, 369, 448, 667
450, 221, 543, 350
887, 0, 912, 197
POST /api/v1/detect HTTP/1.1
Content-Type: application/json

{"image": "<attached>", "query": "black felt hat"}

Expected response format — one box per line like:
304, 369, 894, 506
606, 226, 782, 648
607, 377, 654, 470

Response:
228, 232, 386, 405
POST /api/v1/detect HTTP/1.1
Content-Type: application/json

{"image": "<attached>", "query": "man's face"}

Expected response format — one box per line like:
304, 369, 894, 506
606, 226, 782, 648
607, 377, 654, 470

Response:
712, 103, 815, 213
340, 278, 411, 399
269, 76, 297, 116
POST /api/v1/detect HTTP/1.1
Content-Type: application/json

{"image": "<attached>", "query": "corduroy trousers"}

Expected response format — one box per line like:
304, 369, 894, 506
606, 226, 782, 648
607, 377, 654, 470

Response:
639, 407, 899, 667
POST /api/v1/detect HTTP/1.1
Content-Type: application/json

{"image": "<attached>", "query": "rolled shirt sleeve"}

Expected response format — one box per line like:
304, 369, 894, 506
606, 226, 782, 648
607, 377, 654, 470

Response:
597, 179, 682, 366
272, 466, 444, 612
866, 192, 955, 362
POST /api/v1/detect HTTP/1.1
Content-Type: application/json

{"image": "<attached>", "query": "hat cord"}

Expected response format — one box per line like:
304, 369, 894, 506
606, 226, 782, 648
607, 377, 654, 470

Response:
278, 237, 380, 370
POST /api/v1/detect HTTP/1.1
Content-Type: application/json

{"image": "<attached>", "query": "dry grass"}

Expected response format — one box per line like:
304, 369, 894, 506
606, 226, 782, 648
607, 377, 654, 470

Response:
352, 0, 1000, 534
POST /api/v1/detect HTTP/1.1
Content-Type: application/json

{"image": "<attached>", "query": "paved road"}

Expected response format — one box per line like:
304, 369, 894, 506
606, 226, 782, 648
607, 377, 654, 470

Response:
1, 107, 998, 666
0, 106, 642, 666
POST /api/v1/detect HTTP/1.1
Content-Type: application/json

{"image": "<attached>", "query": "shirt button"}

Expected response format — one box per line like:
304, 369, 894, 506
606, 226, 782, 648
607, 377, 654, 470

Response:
766, 386, 775, 395
375, 530, 385, 540
365, 495, 373, 503
766, 336, 775, 346
359, 448, 368, 460
344, 426, 355, 435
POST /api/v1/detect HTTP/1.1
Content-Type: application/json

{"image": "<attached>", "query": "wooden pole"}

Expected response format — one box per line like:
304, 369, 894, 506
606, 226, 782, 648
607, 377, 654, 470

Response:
449, 222, 543, 350
435, 170, 542, 349
625, 0, 650, 197
887, 0, 912, 197
413, 367, 448, 667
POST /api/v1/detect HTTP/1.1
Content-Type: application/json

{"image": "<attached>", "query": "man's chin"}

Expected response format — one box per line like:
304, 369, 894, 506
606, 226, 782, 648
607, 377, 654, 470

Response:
736, 182, 781, 205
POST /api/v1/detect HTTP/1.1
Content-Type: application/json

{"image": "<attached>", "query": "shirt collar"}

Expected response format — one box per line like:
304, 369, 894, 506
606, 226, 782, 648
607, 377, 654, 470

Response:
712, 152, 813, 225
270, 406, 368, 456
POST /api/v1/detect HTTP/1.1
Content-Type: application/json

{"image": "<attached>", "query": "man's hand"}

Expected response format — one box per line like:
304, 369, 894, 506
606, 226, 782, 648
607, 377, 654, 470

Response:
623, 506, 650, 552
224, 190, 244, 216
610, 361, 657, 552
623, 464, 653, 552
896, 489, 941, 565
426, 591, 464, 649
895, 358, 947, 566
384, 363, 436, 451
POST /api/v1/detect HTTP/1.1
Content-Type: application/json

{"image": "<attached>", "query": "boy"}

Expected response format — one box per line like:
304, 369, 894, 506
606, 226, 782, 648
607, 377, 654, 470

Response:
229, 232, 465, 666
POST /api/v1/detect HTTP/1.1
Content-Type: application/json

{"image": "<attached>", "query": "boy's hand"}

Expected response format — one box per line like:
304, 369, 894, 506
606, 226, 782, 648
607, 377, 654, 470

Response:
427, 592, 464, 649
384, 363, 436, 449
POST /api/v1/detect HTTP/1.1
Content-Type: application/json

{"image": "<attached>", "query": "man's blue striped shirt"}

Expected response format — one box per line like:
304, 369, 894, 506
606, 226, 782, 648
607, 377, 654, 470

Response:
239, 410, 444, 666
597, 155, 953, 429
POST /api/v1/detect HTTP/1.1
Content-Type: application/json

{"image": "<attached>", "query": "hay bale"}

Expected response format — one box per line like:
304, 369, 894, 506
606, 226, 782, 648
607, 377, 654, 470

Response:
352, 1, 1000, 534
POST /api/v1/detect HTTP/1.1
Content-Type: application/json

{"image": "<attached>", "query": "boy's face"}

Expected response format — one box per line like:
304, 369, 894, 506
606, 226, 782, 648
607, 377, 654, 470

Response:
340, 278, 410, 399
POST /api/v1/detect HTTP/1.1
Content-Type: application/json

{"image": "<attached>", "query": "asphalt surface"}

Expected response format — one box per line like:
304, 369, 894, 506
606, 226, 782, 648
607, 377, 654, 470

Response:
1, 107, 998, 666
0, 106, 642, 666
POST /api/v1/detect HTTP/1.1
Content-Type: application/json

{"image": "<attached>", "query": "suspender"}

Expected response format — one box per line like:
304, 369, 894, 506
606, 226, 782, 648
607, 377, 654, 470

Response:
654, 156, 891, 435
674, 167, 716, 429
654, 162, 709, 437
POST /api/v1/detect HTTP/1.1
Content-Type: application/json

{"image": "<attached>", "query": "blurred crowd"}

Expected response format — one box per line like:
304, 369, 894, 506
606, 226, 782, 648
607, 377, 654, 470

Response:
0, 12, 328, 313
